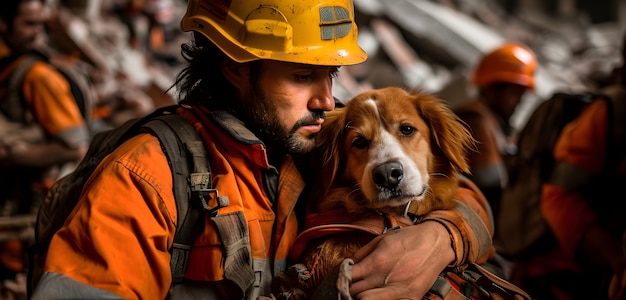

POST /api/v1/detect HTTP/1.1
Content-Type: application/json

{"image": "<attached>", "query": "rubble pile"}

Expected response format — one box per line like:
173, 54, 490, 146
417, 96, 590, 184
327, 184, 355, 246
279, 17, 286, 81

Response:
337, 0, 625, 128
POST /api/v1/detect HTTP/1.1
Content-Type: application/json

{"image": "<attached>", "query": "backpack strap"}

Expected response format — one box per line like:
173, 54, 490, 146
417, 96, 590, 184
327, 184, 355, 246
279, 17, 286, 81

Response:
2, 55, 37, 123
141, 113, 254, 292
212, 210, 255, 292
141, 114, 211, 283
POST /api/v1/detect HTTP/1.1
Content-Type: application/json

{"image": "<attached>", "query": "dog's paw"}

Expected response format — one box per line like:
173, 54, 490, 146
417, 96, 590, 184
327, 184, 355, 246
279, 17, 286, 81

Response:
337, 258, 354, 300
271, 269, 311, 300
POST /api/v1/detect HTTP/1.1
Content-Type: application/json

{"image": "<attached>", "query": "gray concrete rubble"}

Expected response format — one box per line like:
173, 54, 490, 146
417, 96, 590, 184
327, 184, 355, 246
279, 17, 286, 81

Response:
339, 0, 625, 129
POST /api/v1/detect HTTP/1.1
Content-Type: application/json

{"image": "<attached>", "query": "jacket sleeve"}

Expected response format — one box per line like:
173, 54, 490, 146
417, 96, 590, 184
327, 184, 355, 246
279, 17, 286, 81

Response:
23, 61, 90, 148
31, 134, 178, 299
421, 176, 495, 267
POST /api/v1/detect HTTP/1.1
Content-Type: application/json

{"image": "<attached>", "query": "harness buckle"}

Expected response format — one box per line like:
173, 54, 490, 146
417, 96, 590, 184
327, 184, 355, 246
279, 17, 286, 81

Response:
190, 172, 229, 215
197, 188, 229, 216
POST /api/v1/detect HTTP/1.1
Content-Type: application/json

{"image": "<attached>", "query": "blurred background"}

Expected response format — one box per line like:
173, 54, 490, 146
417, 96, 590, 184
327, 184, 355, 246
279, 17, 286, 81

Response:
40, 0, 626, 130
336, 0, 626, 130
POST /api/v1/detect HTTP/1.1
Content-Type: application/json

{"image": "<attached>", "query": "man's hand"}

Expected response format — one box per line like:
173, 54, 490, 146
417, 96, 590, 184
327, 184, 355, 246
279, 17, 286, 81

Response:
349, 221, 455, 299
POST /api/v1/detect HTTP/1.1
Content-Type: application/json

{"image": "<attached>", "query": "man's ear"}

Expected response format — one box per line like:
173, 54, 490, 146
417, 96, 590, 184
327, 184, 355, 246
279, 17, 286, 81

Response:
222, 59, 249, 90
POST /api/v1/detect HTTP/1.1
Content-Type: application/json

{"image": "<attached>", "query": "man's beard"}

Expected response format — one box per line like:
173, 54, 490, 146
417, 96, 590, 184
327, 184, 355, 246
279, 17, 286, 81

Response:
241, 86, 325, 156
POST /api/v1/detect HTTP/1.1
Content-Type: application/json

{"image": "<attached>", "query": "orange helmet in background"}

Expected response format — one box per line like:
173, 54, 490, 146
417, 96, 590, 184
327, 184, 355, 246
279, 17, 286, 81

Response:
180, 0, 367, 66
472, 42, 537, 89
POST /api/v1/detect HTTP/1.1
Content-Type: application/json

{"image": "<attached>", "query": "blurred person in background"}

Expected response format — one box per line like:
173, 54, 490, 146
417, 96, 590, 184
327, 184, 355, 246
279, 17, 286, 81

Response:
0, 0, 90, 297
455, 42, 537, 219
524, 31, 626, 300
139, 0, 188, 68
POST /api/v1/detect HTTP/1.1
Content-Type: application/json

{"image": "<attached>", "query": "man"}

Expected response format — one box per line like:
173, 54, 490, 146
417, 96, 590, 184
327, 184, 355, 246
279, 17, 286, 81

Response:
526, 32, 626, 300
31, 0, 494, 299
0, 0, 90, 296
455, 42, 537, 218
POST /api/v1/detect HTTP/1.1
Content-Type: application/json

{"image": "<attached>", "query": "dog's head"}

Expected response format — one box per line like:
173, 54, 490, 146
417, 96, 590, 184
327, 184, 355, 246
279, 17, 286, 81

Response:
312, 87, 475, 215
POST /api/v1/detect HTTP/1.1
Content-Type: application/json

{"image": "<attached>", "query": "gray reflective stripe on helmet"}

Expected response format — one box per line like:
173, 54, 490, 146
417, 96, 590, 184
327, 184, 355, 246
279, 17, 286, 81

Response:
454, 200, 493, 259
319, 6, 352, 40
549, 161, 594, 191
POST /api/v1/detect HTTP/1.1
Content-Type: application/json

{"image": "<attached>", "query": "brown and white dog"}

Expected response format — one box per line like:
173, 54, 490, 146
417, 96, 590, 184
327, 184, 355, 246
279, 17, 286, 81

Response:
270, 87, 476, 299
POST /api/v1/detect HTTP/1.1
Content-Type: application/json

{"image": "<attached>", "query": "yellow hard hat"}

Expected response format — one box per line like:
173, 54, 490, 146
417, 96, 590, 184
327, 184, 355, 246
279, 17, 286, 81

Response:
181, 0, 367, 66
472, 42, 537, 89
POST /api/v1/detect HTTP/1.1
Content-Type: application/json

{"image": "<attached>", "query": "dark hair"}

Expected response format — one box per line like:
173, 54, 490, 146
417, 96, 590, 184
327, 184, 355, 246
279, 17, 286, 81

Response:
174, 32, 261, 111
0, 0, 42, 30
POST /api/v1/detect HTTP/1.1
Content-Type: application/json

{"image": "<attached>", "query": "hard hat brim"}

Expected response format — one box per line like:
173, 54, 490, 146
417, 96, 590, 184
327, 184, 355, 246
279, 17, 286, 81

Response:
182, 15, 368, 66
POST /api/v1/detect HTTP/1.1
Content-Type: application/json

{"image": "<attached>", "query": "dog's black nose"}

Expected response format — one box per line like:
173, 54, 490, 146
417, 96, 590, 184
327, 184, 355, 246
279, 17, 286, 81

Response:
373, 161, 404, 188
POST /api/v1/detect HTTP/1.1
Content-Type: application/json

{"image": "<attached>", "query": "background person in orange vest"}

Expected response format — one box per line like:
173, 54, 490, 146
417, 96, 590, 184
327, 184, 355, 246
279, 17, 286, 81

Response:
522, 31, 626, 300
0, 0, 90, 297
31, 0, 495, 299
455, 42, 537, 220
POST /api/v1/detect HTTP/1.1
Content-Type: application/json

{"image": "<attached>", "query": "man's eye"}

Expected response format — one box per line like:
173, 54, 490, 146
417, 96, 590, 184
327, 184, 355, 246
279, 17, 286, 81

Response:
295, 74, 312, 82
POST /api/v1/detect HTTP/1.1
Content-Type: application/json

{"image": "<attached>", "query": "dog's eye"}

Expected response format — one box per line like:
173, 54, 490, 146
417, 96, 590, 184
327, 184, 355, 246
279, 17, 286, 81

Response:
352, 136, 369, 149
400, 125, 416, 136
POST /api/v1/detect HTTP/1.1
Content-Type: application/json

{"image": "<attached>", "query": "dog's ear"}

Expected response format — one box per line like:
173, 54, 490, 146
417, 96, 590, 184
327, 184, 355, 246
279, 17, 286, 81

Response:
413, 91, 476, 174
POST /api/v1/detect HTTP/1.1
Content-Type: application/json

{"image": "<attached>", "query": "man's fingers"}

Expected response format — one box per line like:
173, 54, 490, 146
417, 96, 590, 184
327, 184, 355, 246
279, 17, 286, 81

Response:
349, 273, 387, 296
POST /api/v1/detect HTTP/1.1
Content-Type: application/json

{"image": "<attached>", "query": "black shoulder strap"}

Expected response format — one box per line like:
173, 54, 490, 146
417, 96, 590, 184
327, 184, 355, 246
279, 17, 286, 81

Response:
141, 110, 253, 292
2, 55, 37, 123
140, 113, 211, 283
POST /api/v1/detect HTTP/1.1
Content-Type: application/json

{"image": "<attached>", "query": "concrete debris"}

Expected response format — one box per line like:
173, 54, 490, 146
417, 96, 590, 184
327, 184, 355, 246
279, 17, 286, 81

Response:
337, 0, 625, 129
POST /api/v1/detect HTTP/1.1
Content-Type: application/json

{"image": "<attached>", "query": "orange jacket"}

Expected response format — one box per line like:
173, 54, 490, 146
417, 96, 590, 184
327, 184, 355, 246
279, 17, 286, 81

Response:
543, 95, 626, 246
539, 94, 626, 298
542, 99, 616, 256
0, 52, 90, 149
40, 105, 302, 299
22, 60, 90, 147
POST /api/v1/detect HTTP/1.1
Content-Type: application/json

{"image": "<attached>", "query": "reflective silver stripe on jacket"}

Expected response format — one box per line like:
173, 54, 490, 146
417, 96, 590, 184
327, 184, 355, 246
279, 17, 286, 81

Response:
549, 161, 594, 191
